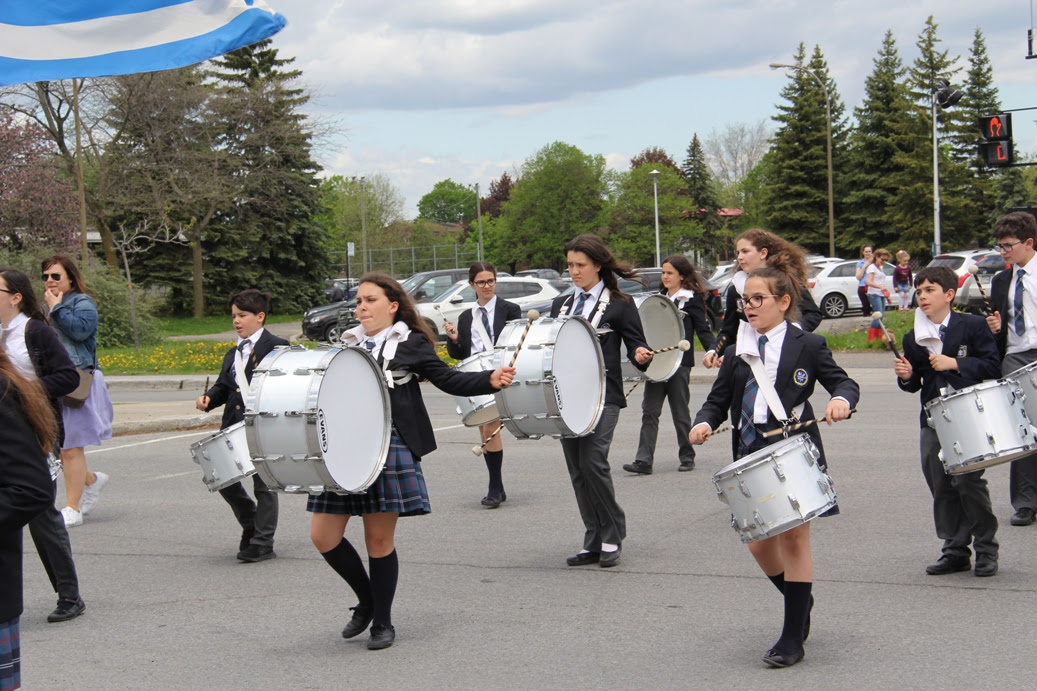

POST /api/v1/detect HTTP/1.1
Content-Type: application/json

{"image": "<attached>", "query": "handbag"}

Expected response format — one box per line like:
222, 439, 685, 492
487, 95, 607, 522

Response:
63, 368, 94, 408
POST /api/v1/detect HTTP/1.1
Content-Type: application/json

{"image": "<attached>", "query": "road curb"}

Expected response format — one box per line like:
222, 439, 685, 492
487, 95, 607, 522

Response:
112, 413, 221, 438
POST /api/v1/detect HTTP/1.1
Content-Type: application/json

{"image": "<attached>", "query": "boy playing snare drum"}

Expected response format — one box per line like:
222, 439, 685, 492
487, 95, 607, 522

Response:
690, 266, 858, 668
894, 267, 1001, 577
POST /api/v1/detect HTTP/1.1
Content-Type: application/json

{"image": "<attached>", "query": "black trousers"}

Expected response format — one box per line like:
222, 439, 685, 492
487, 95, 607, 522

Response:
218, 473, 278, 547
560, 404, 626, 550
28, 484, 80, 603
920, 427, 998, 559
635, 366, 694, 467
1003, 350, 1037, 513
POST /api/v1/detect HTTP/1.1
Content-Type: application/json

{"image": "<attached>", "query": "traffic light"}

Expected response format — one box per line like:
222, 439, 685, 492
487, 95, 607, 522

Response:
978, 113, 1014, 166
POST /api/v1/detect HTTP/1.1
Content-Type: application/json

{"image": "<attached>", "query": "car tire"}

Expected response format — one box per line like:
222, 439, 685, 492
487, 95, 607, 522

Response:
821, 293, 847, 319
324, 322, 345, 344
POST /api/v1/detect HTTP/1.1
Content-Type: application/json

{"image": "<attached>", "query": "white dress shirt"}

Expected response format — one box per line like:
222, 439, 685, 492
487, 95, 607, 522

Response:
471, 296, 498, 354
1006, 259, 1037, 354
570, 280, 605, 319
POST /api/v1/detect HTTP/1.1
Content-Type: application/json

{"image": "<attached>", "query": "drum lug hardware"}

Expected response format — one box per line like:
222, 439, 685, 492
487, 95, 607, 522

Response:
716, 488, 728, 503
258, 411, 279, 418
267, 368, 287, 377
788, 494, 800, 511
952, 441, 964, 458
284, 410, 305, 417
974, 395, 984, 412
941, 409, 952, 422
284, 484, 303, 493
817, 478, 831, 495
772, 463, 786, 481
293, 368, 313, 376
751, 510, 763, 530
986, 432, 996, 448
737, 474, 751, 498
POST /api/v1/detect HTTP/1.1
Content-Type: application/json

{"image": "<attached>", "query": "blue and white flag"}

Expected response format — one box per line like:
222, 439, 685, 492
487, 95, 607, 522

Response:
0, 1, 287, 87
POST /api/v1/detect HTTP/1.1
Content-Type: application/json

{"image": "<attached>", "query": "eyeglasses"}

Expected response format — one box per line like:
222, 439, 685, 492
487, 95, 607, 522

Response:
0, 288, 14, 294
42, 272, 64, 281
473, 279, 496, 288
994, 241, 1023, 253
737, 294, 779, 310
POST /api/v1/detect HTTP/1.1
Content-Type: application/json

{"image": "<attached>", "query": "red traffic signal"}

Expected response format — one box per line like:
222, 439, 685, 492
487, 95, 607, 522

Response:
978, 113, 1014, 166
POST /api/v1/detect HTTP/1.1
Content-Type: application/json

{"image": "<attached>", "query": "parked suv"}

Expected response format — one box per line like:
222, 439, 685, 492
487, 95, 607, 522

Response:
416, 277, 562, 338
926, 249, 1000, 312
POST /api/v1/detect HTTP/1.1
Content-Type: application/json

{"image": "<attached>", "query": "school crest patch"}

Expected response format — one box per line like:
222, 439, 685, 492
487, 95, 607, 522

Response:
793, 368, 809, 386
957, 345, 967, 358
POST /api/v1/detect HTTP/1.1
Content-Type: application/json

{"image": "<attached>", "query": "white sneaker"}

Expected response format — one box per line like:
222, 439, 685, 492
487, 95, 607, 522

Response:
79, 471, 109, 515
61, 506, 83, 527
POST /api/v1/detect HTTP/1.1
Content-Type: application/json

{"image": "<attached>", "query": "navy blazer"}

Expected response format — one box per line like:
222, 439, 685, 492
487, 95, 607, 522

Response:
898, 311, 1002, 427
550, 291, 649, 409
205, 329, 291, 429
668, 291, 717, 368
693, 325, 859, 468
377, 332, 498, 458
445, 298, 522, 361
0, 382, 56, 622
715, 283, 823, 353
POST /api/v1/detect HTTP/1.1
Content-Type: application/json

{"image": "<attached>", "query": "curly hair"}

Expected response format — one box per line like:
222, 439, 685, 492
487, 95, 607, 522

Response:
358, 271, 438, 346
736, 228, 810, 290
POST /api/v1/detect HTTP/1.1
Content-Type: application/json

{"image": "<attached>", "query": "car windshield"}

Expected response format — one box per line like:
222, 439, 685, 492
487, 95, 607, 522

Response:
399, 274, 424, 292
429, 283, 462, 302
929, 256, 965, 270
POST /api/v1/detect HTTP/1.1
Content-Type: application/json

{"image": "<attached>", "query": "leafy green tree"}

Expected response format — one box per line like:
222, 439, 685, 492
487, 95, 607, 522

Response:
417, 179, 477, 225
630, 147, 681, 175
607, 164, 700, 265
841, 30, 913, 253
764, 43, 848, 252
486, 141, 608, 270
317, 174, 405, 255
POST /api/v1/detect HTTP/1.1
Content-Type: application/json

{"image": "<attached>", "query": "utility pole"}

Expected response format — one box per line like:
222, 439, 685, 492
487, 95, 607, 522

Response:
475, 182, 484, 262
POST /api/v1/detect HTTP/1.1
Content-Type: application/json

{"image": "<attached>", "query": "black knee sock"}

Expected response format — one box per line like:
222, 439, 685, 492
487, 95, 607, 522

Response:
484, 450, 504, 497
767, 572, 785, 594
369, 550, 399, 628
320, 538, 372, 609
774, 580, 812, 653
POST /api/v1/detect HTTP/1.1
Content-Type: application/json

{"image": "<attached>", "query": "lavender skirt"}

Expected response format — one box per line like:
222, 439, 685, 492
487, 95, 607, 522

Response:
60, 369, 114, 450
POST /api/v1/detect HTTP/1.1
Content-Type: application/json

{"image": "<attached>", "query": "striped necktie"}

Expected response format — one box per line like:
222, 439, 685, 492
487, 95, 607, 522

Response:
479, 306, 492, 342
573, 291, 590, 317
739, 335, 768, 448
1015, 269, 1026, 336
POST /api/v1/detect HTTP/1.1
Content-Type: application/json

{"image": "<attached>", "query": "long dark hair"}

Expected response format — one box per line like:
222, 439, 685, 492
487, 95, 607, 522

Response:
564, 233, 640, 302
359, 271, 438, 346
40, 254, 90, 296
0, 267, 48, 322
468, 261, 496, 283
661, 254, 707, 295
736, 228, 809, 291
0, 351, 57, 452
747, 266, 801, 323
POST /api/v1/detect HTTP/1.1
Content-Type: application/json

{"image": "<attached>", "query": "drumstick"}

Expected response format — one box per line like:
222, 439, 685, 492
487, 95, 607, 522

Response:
647, 339, 691, 356
762, 409, 858, 438
967, 265, 994, 316
872, 312, 901, 360
507, 309, 540, 368
472, 423, 505, 456
624, 380, 642, 399
204, 375, 210, 393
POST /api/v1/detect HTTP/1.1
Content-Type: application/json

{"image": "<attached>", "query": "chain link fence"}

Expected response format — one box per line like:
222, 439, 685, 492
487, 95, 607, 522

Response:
327, 244, 480, 281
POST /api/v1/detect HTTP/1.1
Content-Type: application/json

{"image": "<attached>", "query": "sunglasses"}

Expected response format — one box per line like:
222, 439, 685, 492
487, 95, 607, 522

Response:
42, 272, 64, 281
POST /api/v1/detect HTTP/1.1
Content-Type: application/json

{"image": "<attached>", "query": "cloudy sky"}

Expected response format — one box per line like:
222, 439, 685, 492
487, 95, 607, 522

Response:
270, 1, 1036, 219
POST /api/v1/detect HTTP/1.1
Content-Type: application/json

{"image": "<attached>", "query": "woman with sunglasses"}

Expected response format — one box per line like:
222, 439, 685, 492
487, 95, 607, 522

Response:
0, 268, 85, 622
444, 262, 521, 507
40, 255, 114, 528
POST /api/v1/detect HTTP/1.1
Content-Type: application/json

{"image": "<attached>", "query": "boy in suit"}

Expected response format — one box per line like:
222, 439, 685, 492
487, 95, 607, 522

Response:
195, 290, 289, 562
895, 267, 1002, 576
985, 211, 1037, 526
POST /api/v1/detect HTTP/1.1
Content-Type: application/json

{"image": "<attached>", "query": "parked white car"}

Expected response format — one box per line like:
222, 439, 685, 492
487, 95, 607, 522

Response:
927, 249, 1001, 311
808, 259, 905, 319
416, 277, 562, 338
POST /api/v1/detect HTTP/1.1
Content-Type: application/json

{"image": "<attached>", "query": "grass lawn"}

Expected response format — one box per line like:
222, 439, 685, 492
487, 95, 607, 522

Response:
821, 309, 915, 352
156, 313, 303, 338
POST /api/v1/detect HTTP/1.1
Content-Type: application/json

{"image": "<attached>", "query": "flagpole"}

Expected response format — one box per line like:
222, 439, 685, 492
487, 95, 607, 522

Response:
72, 78, 89, 258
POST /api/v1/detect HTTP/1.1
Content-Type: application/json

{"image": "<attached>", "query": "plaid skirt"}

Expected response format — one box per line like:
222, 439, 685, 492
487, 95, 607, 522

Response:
0, 617, 19, 691
306, 432, 430, 517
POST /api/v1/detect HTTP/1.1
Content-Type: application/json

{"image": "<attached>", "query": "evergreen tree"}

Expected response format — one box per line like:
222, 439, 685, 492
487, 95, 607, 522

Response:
681, 133, 724, 247
841, 30, 912, 253
763, 44, 848, 253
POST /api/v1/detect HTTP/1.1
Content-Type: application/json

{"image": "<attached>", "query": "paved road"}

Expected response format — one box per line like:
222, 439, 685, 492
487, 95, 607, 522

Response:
21, 362, 1037, 689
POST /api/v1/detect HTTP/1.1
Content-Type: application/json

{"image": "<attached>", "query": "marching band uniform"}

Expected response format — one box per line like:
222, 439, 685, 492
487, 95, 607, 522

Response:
712, 273, 823, 355
550, 282, 649, 566
202, 327, 289, 561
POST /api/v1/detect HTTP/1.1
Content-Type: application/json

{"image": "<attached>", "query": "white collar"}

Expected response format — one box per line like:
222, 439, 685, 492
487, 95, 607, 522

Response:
732, 270, 748, 296
914, 308, 949, 354
3, 311, 29, 331
343, 321, 412, 360
578, 280, 604, 301
475, 295, 498, 312
238, 328, 264, 348
736, 320, 788, 360
669, 288, 695, 302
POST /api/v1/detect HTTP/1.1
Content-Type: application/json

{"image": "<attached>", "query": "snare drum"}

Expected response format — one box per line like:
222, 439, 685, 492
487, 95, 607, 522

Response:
1006, 360, 1037, 430
713, 434, 837, 543
621, 293, 685, 383
494, 316, 605, 439
244, 344, 391, 494
453, 351, 499, 426
189, 421, 255, 492
925, 378, 1037, 475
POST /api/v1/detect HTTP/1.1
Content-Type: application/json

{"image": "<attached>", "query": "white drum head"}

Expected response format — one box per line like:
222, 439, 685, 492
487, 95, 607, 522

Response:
315, 347, 391, 492
552, 318, 606, 435
628, 293, 684, 382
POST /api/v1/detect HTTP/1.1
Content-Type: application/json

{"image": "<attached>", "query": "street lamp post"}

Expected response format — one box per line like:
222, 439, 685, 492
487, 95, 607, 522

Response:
770, 62, 835, 258
356, 176, 368, 273
474, 182, 484, 262
650, 169, 661, 266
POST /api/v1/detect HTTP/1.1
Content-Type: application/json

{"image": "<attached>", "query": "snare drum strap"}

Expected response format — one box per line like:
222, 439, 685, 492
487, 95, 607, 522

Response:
747, 356, 804, 427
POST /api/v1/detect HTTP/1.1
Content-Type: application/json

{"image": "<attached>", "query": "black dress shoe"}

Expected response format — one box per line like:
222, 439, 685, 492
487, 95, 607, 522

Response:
481, 495, 502, 508
599, 547, 622, 568
237, 545, 276, 562
239, 528, 255, 552
367, 623, 396, 650
566, 551, 600, 566
763, 647, 804, 668
678, 461, 695, 472
925, 555, 971, 575
341, 605, 373, 639
974, 555, 998, 577
47, 597, 86, 623
1010, 508, 1036, 526
622, 461, 652, 475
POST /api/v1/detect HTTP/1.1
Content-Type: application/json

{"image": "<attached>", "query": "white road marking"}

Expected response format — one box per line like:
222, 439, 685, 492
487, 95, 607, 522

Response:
87, 430, 210, 455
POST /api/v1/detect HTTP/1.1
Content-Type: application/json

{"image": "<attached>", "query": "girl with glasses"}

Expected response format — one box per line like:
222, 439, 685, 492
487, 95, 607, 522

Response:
444, 262, 521, 507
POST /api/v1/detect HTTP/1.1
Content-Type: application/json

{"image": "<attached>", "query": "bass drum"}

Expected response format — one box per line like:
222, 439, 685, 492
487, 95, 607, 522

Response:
244, 344, 391, 494
621, 293, 685, 383
494, 316, 605, 439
